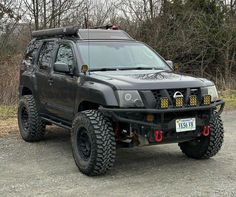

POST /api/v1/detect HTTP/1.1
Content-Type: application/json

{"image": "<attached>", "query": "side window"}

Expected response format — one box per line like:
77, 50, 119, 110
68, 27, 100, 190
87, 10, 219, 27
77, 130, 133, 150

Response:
55, 44, 74, 67
25, 39, 41, 64
38, 41, 55, 70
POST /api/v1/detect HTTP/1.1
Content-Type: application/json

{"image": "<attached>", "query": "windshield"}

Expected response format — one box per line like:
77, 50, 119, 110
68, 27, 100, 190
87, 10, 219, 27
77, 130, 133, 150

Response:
77, 42, 171, 71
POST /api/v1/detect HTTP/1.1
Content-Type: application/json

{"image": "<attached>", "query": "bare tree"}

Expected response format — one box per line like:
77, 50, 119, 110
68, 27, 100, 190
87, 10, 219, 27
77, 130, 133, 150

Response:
23, 0, 85, 30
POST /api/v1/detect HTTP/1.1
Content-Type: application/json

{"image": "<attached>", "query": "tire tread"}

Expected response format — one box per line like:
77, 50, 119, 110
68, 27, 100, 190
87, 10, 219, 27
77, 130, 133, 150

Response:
71, 110, 116, 176
179, 114, 224, 159
18, 95, 45, 142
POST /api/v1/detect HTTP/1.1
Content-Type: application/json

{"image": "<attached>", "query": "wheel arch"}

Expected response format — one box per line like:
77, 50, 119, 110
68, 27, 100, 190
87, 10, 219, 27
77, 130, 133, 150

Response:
78, 101, 100, 112
21, 86, 33, 96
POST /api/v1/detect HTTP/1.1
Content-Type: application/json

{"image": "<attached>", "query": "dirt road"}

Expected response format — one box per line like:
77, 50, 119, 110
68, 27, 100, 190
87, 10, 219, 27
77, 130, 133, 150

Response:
0, 111, 236, 197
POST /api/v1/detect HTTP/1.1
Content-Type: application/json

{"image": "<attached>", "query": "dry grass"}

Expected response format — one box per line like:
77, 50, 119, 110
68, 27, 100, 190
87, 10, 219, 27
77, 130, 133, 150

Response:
0, 55, 21, 105
0, 105, 17, 119
0, 118, 18, 138
220, 90, 236, 110
0, 106, 18, 137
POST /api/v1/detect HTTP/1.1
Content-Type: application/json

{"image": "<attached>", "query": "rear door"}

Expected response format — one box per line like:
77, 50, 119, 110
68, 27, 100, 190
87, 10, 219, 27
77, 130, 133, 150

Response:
35, 40, 56, 114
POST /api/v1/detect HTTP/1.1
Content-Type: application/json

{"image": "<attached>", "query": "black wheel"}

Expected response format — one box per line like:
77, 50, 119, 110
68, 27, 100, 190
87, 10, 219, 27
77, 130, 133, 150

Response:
178, 114, 224, 159
18, 95, 46, 142
71, 110, 116, 176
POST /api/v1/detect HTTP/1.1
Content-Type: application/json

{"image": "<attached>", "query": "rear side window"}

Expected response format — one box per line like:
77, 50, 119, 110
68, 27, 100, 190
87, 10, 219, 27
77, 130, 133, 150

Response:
38, 41, 55, 70
25, 39, 41, 63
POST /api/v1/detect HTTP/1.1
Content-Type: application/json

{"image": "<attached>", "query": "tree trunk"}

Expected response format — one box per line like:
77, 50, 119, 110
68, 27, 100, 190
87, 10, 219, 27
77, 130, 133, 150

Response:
43, 0, 46, 28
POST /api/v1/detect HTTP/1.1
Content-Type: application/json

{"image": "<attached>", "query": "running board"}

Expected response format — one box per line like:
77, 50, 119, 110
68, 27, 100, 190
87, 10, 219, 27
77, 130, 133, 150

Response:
41, 117, 71, 130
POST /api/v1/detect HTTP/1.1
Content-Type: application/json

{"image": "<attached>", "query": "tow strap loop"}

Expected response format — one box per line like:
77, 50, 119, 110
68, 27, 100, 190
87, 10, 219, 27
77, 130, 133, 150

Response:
202, 125, 210, 137
154, 130, 163, 142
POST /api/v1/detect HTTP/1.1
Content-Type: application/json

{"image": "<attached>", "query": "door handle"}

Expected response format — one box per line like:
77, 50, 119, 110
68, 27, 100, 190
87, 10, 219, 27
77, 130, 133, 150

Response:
48, 78, 54, 85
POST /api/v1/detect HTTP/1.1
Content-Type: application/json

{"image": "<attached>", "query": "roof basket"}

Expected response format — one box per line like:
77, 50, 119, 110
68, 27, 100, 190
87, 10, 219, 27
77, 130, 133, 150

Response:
32, 26, 79, 38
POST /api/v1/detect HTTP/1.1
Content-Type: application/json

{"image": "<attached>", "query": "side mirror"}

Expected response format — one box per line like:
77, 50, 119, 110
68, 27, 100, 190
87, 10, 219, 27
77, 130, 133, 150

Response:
54, 62, 72, 74
166, 60, 174, 69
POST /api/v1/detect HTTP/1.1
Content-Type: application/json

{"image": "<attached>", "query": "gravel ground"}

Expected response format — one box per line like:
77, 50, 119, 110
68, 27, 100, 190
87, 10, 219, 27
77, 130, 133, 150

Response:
0, 111, 236, 197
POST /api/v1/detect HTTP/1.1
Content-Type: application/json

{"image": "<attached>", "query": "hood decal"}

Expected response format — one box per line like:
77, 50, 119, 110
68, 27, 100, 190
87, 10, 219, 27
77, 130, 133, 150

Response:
129, 71, 180, 81
90, 70, 214, 90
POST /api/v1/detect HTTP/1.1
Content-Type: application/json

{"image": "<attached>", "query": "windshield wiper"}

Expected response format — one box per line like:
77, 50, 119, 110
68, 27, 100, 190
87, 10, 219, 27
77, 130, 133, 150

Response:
90, 68, 117, 71
89, 66, 167, 71
118, 67, 158, 70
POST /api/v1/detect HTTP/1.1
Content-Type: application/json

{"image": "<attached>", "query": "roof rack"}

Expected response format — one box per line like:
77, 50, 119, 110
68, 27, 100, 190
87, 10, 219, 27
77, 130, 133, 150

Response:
78, 29, 133, 40
32, 26, 79, 38
31, 25, 134, 40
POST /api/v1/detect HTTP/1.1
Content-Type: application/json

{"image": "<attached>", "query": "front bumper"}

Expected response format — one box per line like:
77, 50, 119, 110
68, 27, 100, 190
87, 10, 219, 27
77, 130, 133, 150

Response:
99, 100, 225, 128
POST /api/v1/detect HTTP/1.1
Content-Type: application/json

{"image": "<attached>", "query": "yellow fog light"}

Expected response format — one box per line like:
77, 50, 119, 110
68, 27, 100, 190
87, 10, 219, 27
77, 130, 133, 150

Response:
189, 95, 197, 106
175, 97, 183, 108
160, 97, 169, 109
146, 114, 154, 122
203, 95, 211, 105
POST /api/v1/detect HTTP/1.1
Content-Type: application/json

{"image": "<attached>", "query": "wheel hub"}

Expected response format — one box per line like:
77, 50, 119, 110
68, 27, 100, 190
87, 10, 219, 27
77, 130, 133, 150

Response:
77, 128, 91, 160
21, 106, 29, 130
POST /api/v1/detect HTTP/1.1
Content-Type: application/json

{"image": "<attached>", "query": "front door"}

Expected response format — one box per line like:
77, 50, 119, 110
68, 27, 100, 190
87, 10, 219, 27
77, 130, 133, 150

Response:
48, 42, 77, 121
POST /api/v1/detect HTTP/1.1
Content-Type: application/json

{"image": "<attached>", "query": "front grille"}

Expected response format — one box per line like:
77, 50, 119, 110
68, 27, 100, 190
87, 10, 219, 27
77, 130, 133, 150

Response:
167, 89, 186, 98
190, 88, 200, 96
152, 90, 162, 101
151, 88, 201, 108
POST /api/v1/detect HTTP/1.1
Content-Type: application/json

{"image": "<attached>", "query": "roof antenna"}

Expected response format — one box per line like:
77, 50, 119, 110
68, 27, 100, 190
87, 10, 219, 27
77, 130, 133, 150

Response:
87, 5, 90, 75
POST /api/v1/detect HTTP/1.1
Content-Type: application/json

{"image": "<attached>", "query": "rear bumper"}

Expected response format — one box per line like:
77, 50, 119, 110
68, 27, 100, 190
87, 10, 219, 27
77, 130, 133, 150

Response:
99, 100, 225, 128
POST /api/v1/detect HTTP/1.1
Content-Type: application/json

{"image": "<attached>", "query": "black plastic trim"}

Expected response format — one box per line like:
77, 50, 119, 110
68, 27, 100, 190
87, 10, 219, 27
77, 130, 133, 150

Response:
99, 100, 224, 114
99, 100, 224, 126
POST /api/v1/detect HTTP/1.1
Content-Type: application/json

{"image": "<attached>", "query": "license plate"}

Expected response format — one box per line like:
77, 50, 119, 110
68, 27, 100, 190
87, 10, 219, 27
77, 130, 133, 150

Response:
176, 118, 196, 132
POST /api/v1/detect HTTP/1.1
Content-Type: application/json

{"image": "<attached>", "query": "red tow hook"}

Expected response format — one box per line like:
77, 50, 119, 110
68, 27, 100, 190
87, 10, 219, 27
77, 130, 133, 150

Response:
154, 130, 163, 142
202, 125, 210, 137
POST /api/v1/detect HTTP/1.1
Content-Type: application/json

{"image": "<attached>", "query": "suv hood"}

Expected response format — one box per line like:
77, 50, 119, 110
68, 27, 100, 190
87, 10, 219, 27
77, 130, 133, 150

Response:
89, 70, 214, 90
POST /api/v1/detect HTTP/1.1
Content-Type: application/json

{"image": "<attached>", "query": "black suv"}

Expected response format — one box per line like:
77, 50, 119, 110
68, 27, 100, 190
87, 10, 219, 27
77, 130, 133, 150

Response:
18, 26, 225, 176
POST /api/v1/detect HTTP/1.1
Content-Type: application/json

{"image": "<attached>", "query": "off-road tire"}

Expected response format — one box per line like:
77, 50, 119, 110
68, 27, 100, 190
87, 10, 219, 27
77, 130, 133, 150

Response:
71, 110, 116, 176
178, 114, 224, 159
18, 95, 46, 142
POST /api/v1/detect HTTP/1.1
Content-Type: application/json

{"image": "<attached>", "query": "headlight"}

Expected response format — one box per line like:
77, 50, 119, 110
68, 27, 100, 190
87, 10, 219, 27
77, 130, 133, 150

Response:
117, 90, 144, 107
201, 85, 219, 102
